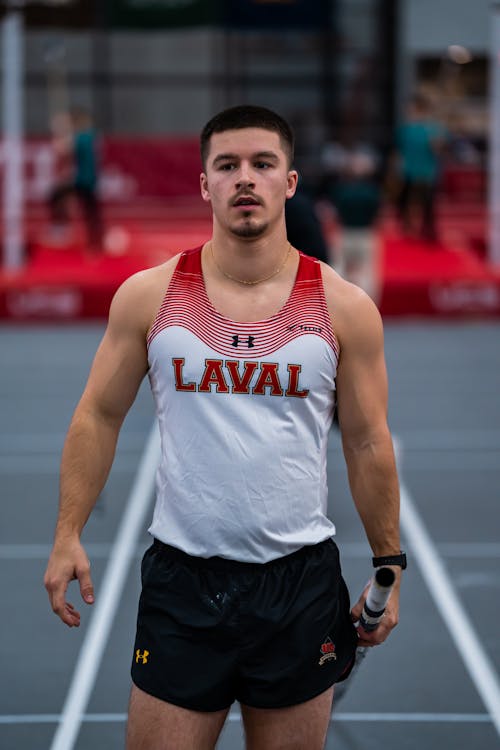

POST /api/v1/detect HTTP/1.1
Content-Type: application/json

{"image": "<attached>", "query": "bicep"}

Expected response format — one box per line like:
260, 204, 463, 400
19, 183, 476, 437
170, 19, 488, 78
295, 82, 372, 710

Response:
78, 286, 149, 425
335, 300, 389, 444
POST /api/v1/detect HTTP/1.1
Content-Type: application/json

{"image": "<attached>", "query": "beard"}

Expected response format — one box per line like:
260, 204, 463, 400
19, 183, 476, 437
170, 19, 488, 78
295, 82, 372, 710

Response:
230, 216, 269, 239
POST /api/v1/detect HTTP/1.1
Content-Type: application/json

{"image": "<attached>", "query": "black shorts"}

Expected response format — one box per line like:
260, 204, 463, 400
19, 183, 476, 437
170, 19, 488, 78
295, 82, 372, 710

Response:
131, 538, 357, 712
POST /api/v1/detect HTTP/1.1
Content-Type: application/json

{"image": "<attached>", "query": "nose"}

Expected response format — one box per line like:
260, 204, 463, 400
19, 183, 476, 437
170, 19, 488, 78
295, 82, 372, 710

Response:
235, 162, 255, 190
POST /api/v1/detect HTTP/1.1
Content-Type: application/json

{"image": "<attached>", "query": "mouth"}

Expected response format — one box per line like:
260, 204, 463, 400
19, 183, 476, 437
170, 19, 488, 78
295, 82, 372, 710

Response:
232, 195, 261, 208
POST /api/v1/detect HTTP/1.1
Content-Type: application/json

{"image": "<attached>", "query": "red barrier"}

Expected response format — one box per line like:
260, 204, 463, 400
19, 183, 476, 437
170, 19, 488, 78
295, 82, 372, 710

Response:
101, 137, 201, 198
441, 165, 486, 200
1, 137, 202, 203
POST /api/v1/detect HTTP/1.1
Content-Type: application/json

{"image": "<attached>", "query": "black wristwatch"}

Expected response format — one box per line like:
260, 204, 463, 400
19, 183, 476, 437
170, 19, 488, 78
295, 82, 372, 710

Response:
372, 551, 407, 570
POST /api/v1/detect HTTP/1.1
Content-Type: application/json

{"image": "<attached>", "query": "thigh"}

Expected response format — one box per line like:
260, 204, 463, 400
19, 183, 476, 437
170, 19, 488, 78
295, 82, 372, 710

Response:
241, 686, 334, 750
126, 684, 229, 750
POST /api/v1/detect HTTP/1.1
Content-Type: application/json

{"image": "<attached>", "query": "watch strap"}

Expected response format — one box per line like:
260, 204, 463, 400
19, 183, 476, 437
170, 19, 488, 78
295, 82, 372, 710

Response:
372, 552, 407, 570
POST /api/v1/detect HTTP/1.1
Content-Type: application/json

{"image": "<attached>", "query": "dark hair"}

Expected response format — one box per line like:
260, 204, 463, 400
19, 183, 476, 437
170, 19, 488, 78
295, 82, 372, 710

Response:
200, 105, 295, 168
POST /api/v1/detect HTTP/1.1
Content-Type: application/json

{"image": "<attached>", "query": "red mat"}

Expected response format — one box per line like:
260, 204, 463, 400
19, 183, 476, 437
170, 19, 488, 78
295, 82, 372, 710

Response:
379, 218, 500, 316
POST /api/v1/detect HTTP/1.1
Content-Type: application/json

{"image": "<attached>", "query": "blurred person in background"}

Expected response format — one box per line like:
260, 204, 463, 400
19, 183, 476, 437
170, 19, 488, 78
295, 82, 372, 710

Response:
330, 150, 382, 305
46, 110, 74, 244
48, 107, 103, 252
285, 181, 330, 264
394, 93, 447, 243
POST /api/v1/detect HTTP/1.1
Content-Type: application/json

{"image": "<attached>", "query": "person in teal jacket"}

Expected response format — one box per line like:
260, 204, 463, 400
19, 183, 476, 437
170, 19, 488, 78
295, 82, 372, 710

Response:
48, 107, 103, 251
395, 94, 447, 242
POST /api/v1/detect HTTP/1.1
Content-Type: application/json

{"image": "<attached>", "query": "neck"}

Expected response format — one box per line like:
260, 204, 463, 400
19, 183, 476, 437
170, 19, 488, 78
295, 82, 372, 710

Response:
207, 236, 292, 286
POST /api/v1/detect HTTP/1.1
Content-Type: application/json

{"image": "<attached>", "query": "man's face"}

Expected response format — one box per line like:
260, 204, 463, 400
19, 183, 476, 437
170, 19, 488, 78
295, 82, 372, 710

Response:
200, 128, 297, 239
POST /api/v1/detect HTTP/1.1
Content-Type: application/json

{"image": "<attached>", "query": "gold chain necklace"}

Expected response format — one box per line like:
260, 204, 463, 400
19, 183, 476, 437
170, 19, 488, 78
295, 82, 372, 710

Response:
210, 242, 291, 286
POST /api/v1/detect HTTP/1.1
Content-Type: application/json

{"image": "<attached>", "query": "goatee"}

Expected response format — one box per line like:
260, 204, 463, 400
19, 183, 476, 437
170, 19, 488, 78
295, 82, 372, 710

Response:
231, 222, 268, 239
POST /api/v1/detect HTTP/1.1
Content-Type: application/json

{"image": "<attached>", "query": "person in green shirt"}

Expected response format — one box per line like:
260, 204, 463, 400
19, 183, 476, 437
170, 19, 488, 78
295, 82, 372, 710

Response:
331, 151, 382, 304
48, 107, 103, 251
395, 94, 447, 243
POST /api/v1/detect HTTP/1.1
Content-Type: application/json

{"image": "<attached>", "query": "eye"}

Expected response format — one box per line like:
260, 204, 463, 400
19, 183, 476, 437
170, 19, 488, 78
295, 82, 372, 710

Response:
218, 163, 235, 171
255, 161, 271, 169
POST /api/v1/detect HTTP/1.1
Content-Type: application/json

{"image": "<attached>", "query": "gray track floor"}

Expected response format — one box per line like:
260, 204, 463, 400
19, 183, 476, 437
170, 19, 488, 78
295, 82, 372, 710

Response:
1, 321, 499, 749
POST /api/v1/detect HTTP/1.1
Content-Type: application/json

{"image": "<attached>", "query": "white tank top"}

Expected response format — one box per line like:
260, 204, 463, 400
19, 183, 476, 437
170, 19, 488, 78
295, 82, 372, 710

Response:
147, 247, 339, 563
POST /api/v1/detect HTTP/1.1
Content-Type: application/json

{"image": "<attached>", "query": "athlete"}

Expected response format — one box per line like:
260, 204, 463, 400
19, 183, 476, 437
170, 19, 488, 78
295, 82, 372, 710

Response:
44, 105, 404, 750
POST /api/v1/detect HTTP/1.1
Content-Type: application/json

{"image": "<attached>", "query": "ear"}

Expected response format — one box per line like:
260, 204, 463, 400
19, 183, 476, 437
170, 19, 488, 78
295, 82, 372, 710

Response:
285, 170, 299, 199
200, 172, 211, 203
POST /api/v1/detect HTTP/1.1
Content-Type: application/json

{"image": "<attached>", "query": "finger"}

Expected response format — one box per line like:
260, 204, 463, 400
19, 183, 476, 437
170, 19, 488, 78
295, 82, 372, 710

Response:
47, 579, 69, 617
63, 603, 81, 628
51, 591, 81, 627
357, 635, 376, 647
356, 617, 392, 647
55, 595, 81, 626
356, 628, 380, 647
351, 579, 372, 621
350, 602, 363, 622
77, 564, 95, 605
45, 573, 79, 626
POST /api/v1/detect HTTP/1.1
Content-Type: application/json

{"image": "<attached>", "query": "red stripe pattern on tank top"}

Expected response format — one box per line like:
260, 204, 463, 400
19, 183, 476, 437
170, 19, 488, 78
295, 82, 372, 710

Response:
147, 247, 339, 359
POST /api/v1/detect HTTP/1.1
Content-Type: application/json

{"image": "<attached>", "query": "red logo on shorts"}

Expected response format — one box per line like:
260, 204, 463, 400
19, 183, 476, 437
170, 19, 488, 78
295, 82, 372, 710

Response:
319, 637, 337, 666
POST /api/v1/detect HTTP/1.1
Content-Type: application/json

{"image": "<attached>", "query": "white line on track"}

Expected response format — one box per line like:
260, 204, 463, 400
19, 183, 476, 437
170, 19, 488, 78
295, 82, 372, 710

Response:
49, 422, 161, 750
399, 480, 500, 739
0, 712, 492, 725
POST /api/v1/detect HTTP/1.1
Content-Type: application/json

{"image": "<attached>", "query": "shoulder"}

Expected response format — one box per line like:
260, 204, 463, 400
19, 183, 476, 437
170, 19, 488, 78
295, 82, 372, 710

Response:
108, 253, 183, 336
319, 262, 383, 352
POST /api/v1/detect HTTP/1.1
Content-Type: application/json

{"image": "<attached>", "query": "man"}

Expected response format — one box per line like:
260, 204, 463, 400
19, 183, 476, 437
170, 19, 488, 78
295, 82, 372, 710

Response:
285, 182, 330, 264
48, 107, 103, 251
331, 150, 382, 304
44, 105, 404, 750
395, 93, 447, 243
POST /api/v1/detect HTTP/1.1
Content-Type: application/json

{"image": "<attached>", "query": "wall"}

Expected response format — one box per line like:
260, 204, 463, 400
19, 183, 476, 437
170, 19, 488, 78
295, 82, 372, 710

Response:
403, 0, 491, 54
397, 0, 492, 122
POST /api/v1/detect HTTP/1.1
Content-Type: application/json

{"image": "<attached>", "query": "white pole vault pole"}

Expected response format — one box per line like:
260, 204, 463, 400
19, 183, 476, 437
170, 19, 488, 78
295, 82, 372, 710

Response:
2, 6, 25, 271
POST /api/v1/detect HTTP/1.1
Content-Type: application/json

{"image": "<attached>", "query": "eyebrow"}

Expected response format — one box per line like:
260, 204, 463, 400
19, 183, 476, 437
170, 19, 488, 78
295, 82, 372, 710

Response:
212, 151, 280, 165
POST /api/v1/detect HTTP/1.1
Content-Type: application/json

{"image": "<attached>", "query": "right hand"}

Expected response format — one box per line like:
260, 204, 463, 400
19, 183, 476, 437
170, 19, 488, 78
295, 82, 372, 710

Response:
350, 571, 400, 648
44, 537, 94, 627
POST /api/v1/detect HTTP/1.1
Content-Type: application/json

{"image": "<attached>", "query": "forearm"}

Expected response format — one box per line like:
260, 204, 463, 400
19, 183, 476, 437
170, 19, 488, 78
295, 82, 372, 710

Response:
55, 407, 121, 540
343, 431, 400, 556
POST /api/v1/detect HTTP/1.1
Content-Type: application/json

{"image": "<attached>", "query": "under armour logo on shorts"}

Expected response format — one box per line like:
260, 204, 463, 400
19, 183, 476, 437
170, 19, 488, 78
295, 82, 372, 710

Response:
135, 649, 150, 664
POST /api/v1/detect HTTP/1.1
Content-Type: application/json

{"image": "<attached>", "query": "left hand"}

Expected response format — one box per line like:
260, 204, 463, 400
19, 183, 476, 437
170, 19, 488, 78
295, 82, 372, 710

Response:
350, 571, 400, 647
